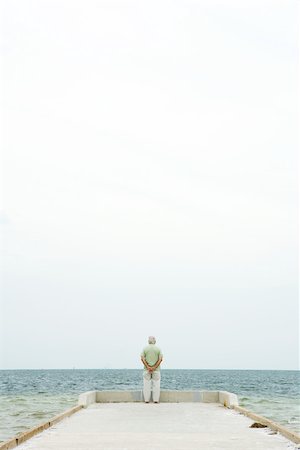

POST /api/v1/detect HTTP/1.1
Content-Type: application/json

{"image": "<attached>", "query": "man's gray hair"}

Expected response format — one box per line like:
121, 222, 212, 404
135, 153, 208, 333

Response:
148, 336, 156, 344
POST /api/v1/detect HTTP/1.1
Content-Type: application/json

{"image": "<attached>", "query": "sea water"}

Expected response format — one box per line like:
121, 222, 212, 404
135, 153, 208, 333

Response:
0, 369, 299, 442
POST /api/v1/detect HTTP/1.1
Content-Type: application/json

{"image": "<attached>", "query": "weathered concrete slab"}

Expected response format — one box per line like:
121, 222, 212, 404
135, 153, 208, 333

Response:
16, 403, 296, 450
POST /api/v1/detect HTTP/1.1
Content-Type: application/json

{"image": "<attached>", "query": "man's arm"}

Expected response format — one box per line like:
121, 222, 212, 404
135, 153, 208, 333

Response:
149, 356, 163, 372
141, 356, 151, 371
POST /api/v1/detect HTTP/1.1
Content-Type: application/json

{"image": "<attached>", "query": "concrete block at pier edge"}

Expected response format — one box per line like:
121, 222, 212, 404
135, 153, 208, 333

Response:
78, 391, 97, 407
202, 391, 219, 403
160, 391, 203, 402
97, 390, 143, 403
219, 391, 239, 408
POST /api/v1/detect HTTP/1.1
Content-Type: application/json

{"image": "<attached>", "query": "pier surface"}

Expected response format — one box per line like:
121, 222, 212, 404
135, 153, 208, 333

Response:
17, 403, 295, 450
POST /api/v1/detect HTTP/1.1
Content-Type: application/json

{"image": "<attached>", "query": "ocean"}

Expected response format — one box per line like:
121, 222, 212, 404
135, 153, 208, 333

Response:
0, 369, 299, 443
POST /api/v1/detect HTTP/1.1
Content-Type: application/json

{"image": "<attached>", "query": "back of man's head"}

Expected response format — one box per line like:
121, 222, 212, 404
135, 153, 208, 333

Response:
148, 336, 156, 344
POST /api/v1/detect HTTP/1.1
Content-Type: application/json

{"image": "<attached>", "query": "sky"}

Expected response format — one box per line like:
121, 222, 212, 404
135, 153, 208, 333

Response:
0, 0, 298, 370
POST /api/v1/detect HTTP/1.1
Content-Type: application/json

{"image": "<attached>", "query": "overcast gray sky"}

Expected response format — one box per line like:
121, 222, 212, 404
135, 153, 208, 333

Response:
0, 0, 298, 370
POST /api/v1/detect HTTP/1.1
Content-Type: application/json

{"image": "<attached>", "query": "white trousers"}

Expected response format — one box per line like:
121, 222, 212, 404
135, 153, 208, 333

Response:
143, 370, 161, 402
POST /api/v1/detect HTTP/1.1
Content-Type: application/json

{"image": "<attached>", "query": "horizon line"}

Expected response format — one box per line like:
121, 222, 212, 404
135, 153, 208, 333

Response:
0, 368, 299, 371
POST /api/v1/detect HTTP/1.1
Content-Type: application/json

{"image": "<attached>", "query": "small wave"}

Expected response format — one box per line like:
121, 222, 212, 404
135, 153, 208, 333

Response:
30, 413, 46, 419
253, 399, 277, 405
14, 426, 29, 433
288, 417, 300, 424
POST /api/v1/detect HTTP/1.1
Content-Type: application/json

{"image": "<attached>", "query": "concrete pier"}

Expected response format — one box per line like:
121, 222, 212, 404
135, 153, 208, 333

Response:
1, 391, 299, 450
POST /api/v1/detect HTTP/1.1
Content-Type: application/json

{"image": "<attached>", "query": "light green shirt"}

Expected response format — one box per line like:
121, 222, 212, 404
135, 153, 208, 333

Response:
141, 344, 163, 371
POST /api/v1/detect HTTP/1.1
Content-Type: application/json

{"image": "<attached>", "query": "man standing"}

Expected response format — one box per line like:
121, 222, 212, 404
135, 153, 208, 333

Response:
141, 336, 163, 403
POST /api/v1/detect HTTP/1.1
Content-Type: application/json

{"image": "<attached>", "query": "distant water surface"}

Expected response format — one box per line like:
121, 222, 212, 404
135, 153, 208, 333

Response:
0, 369, 299, 442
